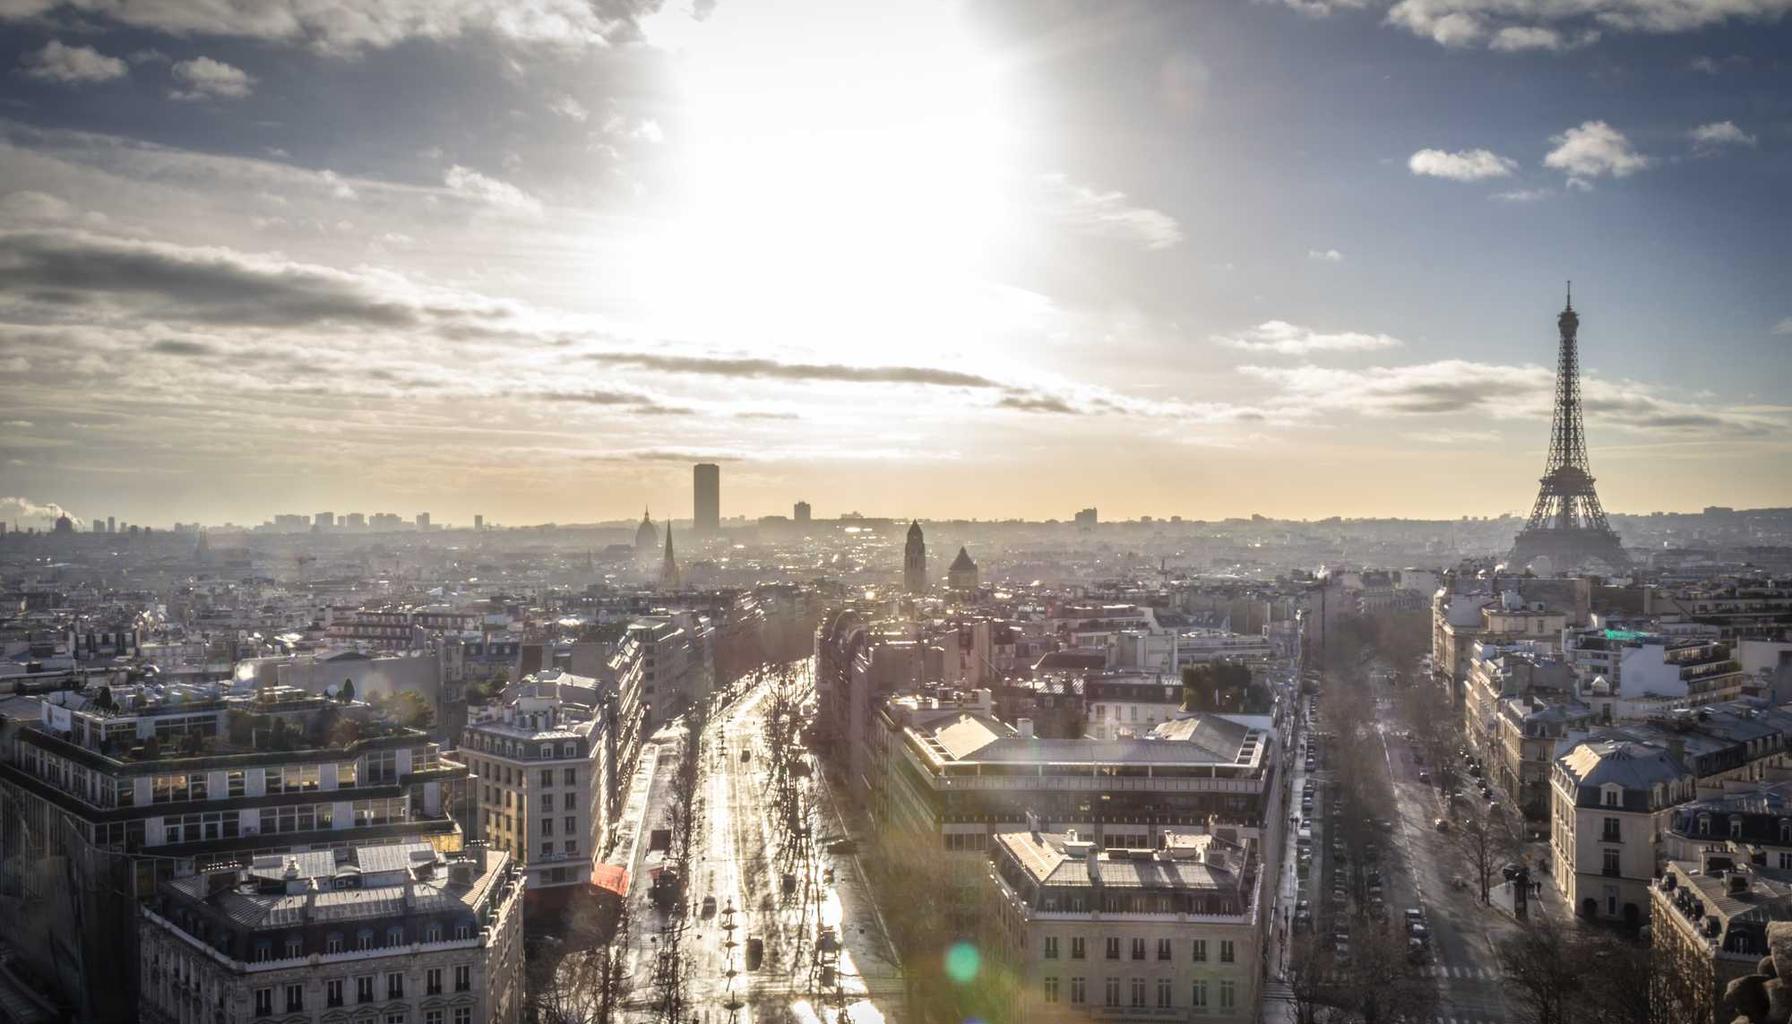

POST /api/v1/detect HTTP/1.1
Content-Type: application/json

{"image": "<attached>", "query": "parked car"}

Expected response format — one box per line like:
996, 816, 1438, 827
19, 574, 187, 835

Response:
1433, 817, 1451, 832
701, 895, 717, 917
1418, 770, 1432, 783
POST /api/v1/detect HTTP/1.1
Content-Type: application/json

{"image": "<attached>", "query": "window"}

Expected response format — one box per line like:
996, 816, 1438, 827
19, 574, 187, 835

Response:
563, 742, 577, 758
1220, 939, 1235, 964
1104, 977, 1120, 1007
1192, 980, 1208, 1009
1044, 976, 1059, 1003
253, 941, 272, 962
1220, 980, 1236, 1009
285, 984, 304, 1012
427, 968, 442, 995
385, 1014, 406, 1024
1130, 937, 1145, 960
386, 926, 404, 947
565, 840, 578, 854
454, 1010, 472, 1024
357, 930, 374, 951
1778, 853, 1792, 871
227, 770, 245, 797
564, 768, 576, 785
1157, 938, 1172, 961
1043, 936, 1059, 959
326, 933, 343, 954
541, 770, 554, 787
542, 842, 554, 856
1192, 938, 1208, 962
455, 964, 471, 992
387, 971, 405, 998
1733, 818, 1745, 839
254, 988, 273, 1017
542, 818, 554, 837
1602, 817, 1621, 842
1603, 848, 1621, 875
1070, 937, 1085, 960
1158, 977, 1172, 1008
356, 976, 374, 1003
565, 815, 577, 834
326, 979, 343, 1007
1105, 937, 1120, 960
539, 744, 552, 759
1070, 977, 1086, 1005
426, 1013, 444, 1024
425, 924, 442, 943
1130, 978, 1146, 1007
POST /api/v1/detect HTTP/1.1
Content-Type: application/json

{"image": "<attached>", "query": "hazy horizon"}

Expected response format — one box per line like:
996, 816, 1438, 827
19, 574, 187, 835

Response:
2, 0, 1789, 528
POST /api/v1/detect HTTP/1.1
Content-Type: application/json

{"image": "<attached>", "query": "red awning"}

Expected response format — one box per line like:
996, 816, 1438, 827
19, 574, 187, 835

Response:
589, 863, 629, 897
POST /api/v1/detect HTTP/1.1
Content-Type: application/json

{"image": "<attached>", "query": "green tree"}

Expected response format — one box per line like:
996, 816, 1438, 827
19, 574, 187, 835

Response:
338, 678, 356, 703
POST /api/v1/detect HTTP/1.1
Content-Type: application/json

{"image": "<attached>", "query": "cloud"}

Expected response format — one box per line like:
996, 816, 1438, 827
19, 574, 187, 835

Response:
995, 393, 1081, 415
0, 190, 74, 221
1407, 148, 1517, 182
589, 352, 1004, 389
0, 228, 505, 329
148, 339, 219, 357
443, 165, 542, 216
19, 41, 127, 84
1037, 173, 1183, 250
549, 95, 588, 122
1689, 54, 1749, 74
1774, 318, 1792, 336
1543, 120, 1650, 185
170, 57, 255, 100
1492, 187, 1554, 202
0, 496, 80, 528
1307, 248, 1344, 263
1276, 0, 1371, 15
1214, 320, 1403, 356
0, 0, 674, 56
1385, 0, 1792, 51
1690, 120, 1757, 153
1488, 26, 1597, 51
1241, 359, 1786, 436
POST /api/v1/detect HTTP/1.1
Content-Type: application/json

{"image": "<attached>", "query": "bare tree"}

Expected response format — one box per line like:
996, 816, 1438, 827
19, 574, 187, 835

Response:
1331, 926, 1436, 1024
1453, 798, 1521, 905
1495, 920, 1581, 1024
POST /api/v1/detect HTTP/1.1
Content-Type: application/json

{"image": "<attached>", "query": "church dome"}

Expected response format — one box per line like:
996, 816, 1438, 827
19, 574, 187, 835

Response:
634, 511, 658, 552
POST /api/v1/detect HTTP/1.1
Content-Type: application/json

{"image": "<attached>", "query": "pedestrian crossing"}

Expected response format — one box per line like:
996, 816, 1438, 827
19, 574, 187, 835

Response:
1307, 963, 1502, 985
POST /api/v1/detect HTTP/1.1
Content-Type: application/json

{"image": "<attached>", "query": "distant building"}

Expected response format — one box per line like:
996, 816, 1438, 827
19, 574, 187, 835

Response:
1074, 508, 1098, 527
660, 526, 679, 590
904, 521, 927, 594
633, 510, 659, 565
345, 512, 366, 528
417, 512, 431, 531
983, 828, 1262, 1023
1563, 627, 1748, 708
314, 512, 334, 529
474, 514, 484, 531
948, 547, 979, 593
794, 500, 811, 524
137, 841, 524, 1024
693, 463, 720, 535
52, 514, 73, 534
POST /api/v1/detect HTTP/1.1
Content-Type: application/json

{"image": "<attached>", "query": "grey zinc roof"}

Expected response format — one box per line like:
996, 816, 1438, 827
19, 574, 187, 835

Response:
1557, 739, 1686, 790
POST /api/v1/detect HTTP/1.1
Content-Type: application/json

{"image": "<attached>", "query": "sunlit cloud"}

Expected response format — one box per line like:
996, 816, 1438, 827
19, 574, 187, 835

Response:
1544, 120, 1650, 186
1215, 321, 1402, 356
1690, 120, 1757, 154
18, 40, 127, 84
170, 57, 255, 101
1037, 173, 1183, 251
1408, 148, 1516, 181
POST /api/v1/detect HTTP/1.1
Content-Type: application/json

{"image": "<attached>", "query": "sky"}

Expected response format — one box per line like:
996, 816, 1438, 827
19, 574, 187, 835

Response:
0, 0, 1789, 530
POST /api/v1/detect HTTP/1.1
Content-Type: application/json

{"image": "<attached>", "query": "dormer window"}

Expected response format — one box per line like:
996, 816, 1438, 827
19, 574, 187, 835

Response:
1779, 819, 1790, 845
1699, 814, 1712, 836
1732, 819, 1744, 839
1601, 785, 1621, 808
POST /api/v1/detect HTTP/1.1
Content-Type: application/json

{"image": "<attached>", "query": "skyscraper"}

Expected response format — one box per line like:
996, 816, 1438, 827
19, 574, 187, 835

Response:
693, 463, 720, 535
904, 520, 927, 594
794, 500, 811, 523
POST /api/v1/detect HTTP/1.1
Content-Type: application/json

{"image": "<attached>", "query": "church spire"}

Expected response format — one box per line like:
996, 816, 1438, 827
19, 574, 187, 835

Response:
661, 524, 679, 589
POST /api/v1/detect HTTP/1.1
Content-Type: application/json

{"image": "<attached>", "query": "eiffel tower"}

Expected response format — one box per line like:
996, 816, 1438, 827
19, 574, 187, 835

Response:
1510, 285, 1630, 571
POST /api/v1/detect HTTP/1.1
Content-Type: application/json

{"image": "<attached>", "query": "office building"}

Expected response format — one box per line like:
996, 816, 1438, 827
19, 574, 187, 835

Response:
794, 500, 811, 523
315, 512, 334, 529
693, 463, 720, 535
904, 521, 927, 594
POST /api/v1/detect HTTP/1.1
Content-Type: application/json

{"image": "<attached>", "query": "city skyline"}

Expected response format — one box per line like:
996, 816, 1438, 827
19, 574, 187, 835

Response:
2, 1, 1790, 526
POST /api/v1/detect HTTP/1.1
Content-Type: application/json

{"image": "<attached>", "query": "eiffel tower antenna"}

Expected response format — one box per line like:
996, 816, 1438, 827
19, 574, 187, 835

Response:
1510, 287, 1629, 571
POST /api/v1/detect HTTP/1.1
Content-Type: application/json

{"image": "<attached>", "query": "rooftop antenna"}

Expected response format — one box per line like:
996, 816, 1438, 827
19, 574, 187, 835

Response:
1565, 280, 1572, 311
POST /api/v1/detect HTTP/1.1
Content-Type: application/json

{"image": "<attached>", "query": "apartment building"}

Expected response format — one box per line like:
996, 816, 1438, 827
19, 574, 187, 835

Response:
1650, 853, 1792, 1024
1563, 627, 1749, 708
1646, 578, 1792, 642
983, 827, 1262, 1023
0, 683, 466, 1021
138, 841, 524, 1024
1549, 739, 1695, 924
460, 688, 607, 895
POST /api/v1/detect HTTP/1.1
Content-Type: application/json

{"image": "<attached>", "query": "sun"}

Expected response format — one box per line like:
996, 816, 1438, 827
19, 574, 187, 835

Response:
637, 0, 1013, 366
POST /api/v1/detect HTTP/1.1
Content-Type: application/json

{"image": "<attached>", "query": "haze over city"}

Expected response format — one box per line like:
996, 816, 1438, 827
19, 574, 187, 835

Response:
2, 0, 1790, 529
